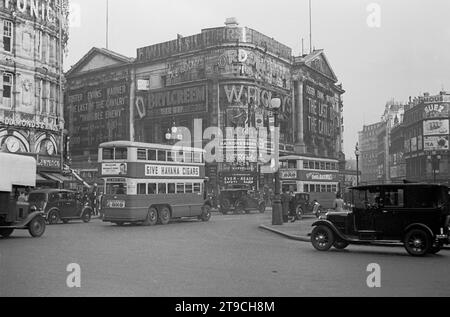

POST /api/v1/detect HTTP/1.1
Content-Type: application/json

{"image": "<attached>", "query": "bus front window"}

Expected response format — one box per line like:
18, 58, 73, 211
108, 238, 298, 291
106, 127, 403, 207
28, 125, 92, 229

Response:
106, 183, 127, 195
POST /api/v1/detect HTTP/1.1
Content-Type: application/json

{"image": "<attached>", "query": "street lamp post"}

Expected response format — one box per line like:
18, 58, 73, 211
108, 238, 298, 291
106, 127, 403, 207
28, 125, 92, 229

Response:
427, 153, 441, 183
271, 98, 283, 226
355, 143, 360, 186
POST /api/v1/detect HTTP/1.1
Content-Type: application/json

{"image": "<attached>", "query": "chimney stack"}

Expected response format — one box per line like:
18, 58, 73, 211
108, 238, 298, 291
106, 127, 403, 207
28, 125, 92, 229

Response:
225, 17, 239, 27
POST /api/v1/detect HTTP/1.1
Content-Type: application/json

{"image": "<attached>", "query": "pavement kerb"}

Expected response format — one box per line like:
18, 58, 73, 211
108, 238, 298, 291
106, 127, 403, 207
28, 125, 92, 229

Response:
259, 224, 310, 242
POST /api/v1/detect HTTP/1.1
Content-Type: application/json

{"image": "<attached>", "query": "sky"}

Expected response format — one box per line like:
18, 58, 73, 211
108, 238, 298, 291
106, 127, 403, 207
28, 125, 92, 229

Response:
66, 0, 450, 159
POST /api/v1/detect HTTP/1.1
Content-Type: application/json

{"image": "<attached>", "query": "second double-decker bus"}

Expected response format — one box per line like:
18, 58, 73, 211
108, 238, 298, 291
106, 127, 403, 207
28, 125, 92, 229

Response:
279, 155, 340, 209
99, 141, 211, 226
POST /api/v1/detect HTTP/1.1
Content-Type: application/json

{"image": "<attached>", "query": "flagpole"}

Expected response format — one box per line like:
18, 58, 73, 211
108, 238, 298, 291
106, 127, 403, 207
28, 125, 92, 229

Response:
309, 0, 312, 53
106, 0, 109, 49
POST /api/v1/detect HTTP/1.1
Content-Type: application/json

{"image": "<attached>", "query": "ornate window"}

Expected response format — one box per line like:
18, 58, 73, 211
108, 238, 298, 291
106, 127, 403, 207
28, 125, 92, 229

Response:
3, 20, 12, 52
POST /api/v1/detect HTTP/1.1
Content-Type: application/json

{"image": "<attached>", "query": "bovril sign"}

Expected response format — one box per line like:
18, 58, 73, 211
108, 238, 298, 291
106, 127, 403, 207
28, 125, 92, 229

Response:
280, 170, 297, 179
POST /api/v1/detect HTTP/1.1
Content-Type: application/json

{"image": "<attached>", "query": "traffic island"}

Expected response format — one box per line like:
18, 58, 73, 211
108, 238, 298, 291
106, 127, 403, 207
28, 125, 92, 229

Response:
259, 217, 315, 242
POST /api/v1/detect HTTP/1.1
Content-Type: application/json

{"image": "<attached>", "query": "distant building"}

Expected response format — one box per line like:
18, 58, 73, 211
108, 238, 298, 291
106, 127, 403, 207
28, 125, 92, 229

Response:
402, 91, 450, 184
358, 101, 405, 184
359, 122, 384, 184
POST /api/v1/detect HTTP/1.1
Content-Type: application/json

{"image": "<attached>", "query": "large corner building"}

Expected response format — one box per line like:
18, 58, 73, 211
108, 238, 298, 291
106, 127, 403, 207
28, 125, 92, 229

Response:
65, 19, 345, 193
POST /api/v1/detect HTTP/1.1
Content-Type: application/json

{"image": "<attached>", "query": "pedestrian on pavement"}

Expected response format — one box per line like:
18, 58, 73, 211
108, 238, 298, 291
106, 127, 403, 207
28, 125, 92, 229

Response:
333, 193, 345, 213
89, 184, 99, 216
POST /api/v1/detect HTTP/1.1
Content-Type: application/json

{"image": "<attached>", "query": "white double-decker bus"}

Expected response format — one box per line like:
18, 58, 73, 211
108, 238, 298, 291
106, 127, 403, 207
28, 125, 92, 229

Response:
99, 141, 211, 226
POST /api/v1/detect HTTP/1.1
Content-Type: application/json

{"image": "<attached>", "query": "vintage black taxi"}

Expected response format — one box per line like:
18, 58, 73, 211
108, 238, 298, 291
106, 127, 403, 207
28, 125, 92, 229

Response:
28, 189, 94, 225
310, 184, 450, 256
218, 189, 266, 214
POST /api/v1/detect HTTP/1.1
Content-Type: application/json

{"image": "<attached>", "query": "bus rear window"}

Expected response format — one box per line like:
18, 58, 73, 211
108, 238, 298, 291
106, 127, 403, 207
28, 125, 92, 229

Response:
158, 150, 167, 162
103, 148, 114, 160
106, 183, 127, 195
148, 150, 157, 161
115, 148, 128, 160
137, 149, 147, 160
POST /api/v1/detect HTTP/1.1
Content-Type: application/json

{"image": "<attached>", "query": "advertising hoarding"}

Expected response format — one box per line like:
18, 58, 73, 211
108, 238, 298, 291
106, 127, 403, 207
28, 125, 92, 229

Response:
423, 119, 450, 136
424, 136, 449, 151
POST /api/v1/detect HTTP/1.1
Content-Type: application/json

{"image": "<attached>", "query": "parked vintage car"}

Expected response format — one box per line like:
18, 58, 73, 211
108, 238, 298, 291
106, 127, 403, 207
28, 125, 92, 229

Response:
310, 184, 450, 256
218, 189, 266, 214
28, 189, 94, 225
289, 193, 322, 220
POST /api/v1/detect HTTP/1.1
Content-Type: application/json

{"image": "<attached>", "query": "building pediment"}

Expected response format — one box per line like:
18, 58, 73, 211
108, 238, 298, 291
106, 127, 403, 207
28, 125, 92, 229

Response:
295, 50, 338, 83
66, 47, 133, 78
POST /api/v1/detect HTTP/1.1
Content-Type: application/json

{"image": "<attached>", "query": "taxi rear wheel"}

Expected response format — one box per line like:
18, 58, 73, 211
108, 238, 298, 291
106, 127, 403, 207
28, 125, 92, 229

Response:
28, 216, 46, 238
0, 228, 14, 238
158, 207, 171, 225
404, 229, 431, 257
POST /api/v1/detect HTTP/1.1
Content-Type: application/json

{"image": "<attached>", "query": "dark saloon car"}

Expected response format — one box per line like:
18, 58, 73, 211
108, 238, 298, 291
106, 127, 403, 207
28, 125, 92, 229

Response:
218, 189, 266, 214
310, 184, 450, 257
289, 193, 321, 220
28, 189, 94, 225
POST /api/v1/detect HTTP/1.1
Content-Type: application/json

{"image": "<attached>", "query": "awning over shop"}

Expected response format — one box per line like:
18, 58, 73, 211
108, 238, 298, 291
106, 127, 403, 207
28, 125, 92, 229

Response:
40, 172, 72, 184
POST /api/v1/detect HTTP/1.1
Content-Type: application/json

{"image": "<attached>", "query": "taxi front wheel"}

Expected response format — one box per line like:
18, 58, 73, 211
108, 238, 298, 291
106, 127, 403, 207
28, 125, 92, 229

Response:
311, 225, 335, 251
404, 229, 431, 257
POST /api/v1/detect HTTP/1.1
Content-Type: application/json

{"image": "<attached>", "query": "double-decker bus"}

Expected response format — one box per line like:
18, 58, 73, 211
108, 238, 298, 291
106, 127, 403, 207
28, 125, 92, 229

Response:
99, 141, 211, 226
279, 155, 340, 209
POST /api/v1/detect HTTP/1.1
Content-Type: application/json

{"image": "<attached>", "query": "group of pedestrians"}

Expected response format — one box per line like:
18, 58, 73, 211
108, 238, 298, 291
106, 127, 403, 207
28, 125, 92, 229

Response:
76, 184, 101, 217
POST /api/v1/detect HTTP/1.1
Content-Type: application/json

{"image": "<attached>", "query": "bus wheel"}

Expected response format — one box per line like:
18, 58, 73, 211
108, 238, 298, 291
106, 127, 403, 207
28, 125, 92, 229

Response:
28, 216, 46, 238
143, 208, 158, 226
200, 205, 211, 222
0, 228, 14, 238
158, 207, 171, 225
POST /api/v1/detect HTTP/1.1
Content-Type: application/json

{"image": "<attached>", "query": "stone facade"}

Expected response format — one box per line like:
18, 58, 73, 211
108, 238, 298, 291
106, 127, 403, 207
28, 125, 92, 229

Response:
0, 0, 69, 186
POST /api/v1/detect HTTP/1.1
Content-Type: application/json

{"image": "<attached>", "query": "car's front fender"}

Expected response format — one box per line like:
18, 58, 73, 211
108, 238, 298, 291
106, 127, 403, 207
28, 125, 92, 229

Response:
12, 212, 46, 228
312, 220, 348, 241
